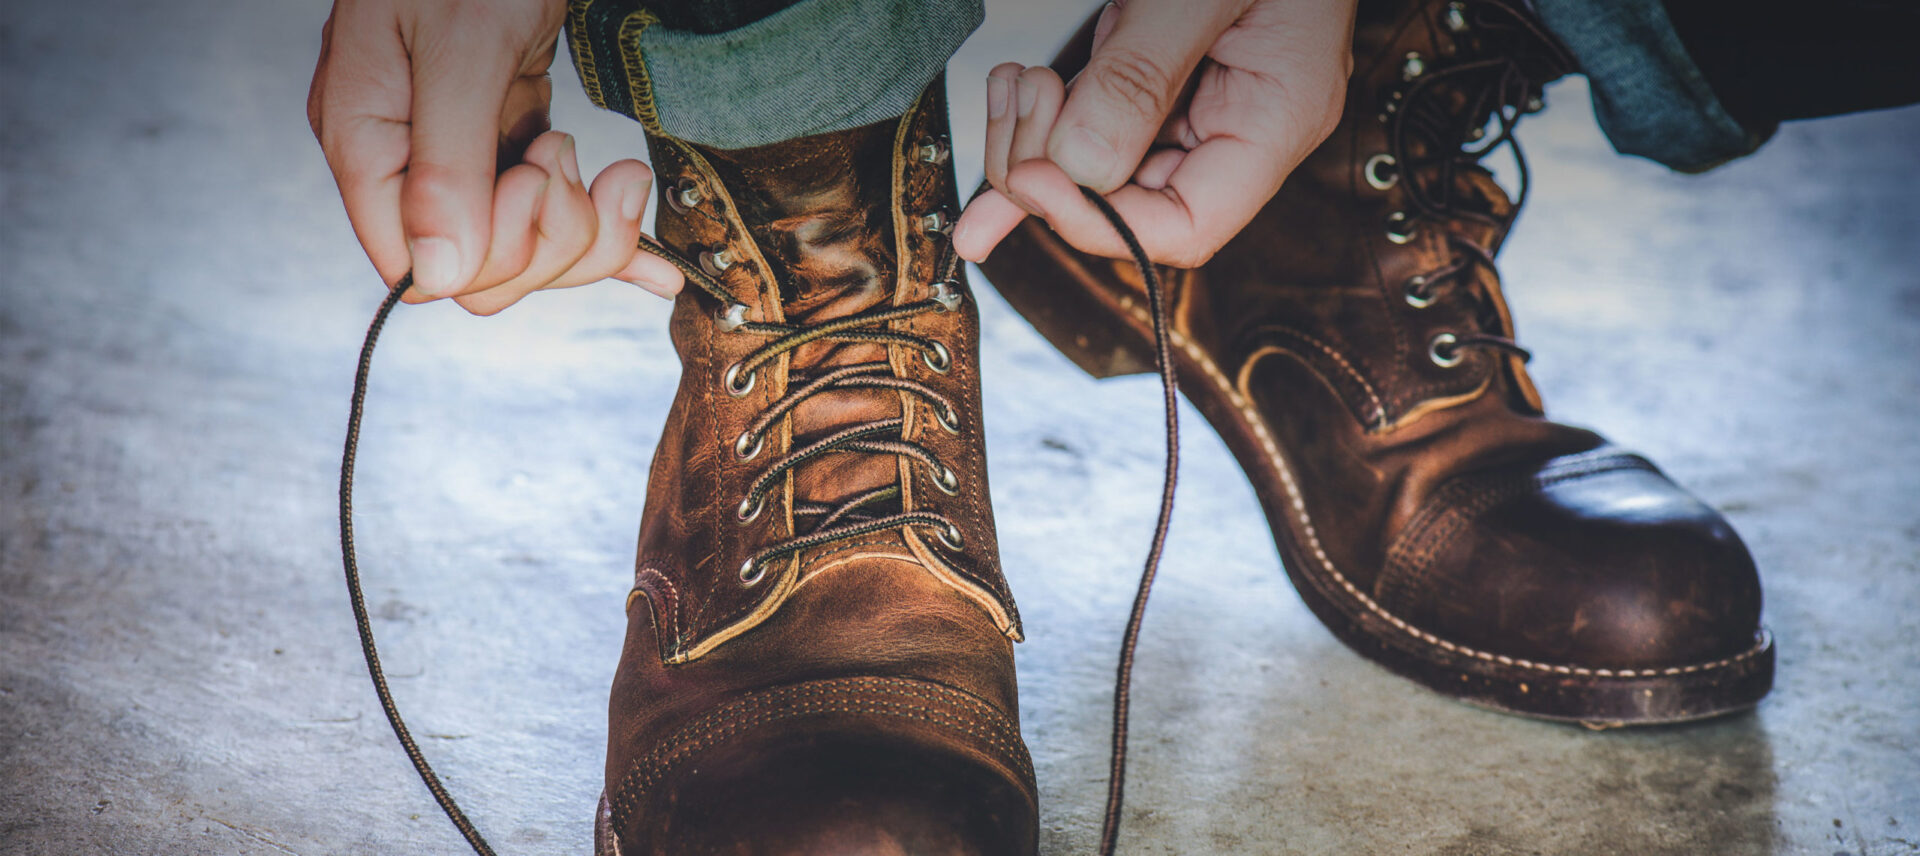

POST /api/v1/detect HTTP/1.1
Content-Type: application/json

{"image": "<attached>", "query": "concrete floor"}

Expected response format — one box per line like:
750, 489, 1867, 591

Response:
3, 0, 1917, 853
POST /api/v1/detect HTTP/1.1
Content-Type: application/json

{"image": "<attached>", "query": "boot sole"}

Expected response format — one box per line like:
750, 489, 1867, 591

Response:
979, 223, 1774, 726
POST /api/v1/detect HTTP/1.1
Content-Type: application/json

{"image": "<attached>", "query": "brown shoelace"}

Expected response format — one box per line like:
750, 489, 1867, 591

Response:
338, 186, 1177, 854
1383, 0, 1574, 365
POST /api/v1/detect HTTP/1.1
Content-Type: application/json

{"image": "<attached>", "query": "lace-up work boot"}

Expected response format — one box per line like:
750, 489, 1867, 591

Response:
980, 0, 1771, 725
596, 81, 1037, 854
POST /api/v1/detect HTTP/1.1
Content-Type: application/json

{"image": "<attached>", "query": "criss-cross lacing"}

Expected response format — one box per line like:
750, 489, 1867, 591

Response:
630, 229, 973, 583
339, 187, 1182, 855
1380, 0, 1574, 367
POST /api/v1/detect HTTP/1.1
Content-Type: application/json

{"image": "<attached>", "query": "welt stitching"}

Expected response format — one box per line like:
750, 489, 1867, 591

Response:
635, 567, 683, 642
1112, 297, 1766, 680
1253, 324, 1387, 422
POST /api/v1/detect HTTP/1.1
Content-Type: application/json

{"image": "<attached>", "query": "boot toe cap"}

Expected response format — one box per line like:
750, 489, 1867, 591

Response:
1380, 449, 1765, 672
605, 678, 1036, 856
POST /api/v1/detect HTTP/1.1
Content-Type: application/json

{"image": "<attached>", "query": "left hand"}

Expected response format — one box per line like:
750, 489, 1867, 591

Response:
955, 0, 1357, 268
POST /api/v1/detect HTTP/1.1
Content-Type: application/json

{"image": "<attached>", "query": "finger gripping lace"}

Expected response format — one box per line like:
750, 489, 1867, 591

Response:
341, 199, 1177, 856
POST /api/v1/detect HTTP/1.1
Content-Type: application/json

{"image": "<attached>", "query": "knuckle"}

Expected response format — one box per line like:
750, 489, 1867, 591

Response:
1087, 47, 1177, 120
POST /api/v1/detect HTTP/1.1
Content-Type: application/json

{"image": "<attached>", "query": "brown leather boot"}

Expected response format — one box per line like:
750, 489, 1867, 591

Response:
979, 0, 1771, 725
596, 81, 1037, 853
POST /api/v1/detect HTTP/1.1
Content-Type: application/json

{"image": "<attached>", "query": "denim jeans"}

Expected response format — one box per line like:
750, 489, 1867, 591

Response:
564, 0, 1769, 171
565, 0, 980, 149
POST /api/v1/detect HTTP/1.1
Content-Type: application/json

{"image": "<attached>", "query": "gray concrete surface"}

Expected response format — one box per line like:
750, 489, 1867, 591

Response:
3, 0, 1917, 853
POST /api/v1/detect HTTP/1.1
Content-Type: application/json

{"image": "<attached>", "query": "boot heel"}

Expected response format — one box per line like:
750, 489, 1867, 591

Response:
978, 219, 1158, 379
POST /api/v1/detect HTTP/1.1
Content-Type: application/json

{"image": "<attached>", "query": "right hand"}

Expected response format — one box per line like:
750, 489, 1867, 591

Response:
308, 0, 683, 314
955, 0, 1355, 269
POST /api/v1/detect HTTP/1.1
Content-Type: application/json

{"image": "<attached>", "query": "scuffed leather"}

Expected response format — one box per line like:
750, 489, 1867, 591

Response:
604, 81, 1037, 853
981, 0, 1767, 690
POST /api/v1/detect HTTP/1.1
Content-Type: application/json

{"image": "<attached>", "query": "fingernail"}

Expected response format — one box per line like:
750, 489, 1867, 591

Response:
620, 176, 645, 221
1016, 76, 1038, 118
558, 135, 581, 185
1053, 126, 1115, 186
409, 236, 460, 296
951, 216, 976, 255
987, 75, 1010, 120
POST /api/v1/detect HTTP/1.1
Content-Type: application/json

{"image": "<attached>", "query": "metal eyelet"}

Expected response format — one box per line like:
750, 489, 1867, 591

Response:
738, 557, 766, 586
1429, 332, 1464, 368
734, 431, 764, 460
1444, 1, 1469, 33
922, 341, 952, 374
1401, 51, 1426, 81
700, 246, 735, 276
736, 494, 764, 523
936, 523, 964, 551
1364, 154, 1400, 191
1385, 211, 1418, 245
1403, 275, 1435, 308
723, 362, 756, 397
915, 136, 951, 165
920, 211, 951, 234
666, 178, 706, 212
935, 404, 962, 434
930, 279, 963, 313
932, 464, 960, 496
717, 302, 749, 332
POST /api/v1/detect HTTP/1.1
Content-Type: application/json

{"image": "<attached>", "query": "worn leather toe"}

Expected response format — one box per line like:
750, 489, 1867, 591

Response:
612, 715, 1035, 855
1378, 447, 1764, 672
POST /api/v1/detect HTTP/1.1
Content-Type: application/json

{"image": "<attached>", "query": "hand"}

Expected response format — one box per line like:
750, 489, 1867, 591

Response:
955, 0, 1357, 268
307, 0, 683, 314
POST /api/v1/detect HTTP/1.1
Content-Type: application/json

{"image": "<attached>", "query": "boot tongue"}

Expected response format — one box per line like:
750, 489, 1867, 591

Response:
694, 119, 909, 519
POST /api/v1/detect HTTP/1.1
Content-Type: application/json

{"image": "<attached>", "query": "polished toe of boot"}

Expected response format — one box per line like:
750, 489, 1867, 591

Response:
979, 0, 1770, 725
599, 80, 1037, 854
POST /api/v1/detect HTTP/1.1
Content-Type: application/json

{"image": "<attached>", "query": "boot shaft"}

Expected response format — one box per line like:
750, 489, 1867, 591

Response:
632, 79, 1019, 664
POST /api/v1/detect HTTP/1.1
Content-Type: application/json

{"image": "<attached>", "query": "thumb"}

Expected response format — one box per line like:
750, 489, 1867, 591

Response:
1046, 0, 1241, 192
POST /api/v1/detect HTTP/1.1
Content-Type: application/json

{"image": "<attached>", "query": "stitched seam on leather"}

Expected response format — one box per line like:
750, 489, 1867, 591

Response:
1108, 297, 1767, 679
609, 678, 1031, 828
892, 99, 1018, 623
734, 138, 838, 178
1251, 324, 1387, 424
617, 677, 1029, 778
635, 567, 684, 645
676, 137, 795, 646
1384, 454, 1659, 595
800, 537, 908, 571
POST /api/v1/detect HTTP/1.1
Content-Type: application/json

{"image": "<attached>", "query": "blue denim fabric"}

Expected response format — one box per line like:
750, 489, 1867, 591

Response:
565, 0, 981, 149
1532, 0, 1770, 172
566, 0, 1763, 170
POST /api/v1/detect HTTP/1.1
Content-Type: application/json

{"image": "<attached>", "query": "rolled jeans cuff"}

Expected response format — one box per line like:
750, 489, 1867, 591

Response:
566, 0, 983, 150
1532, 0, 1773, 173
